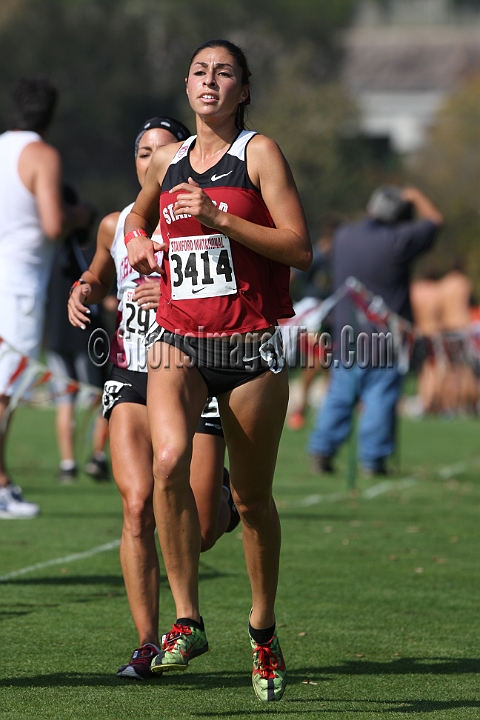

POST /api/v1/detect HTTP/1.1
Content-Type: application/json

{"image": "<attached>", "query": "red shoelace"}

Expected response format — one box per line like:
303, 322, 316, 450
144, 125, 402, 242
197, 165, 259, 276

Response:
252, 643, 281, 679
162, 624, 193, 652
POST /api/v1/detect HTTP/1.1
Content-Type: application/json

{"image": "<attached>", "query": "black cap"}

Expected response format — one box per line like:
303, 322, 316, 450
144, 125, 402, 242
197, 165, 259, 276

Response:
134, 117, 191, 157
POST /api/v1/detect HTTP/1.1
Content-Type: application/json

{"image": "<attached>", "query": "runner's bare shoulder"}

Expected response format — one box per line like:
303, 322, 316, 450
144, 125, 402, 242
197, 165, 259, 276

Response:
245, 134, 290, 191
98, 211, 121, 251
151, 141, 184, 186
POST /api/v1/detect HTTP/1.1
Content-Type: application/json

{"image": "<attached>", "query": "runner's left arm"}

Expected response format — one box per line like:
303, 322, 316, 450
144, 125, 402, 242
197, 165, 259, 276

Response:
170, 135, 312, 271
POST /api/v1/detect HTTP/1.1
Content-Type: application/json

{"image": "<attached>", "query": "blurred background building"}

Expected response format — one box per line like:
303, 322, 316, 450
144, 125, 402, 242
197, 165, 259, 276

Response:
344, 0, 480, 154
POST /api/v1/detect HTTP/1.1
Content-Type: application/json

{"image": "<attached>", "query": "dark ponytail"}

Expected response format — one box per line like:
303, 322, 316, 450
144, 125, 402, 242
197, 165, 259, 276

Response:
189, 39, 251, 131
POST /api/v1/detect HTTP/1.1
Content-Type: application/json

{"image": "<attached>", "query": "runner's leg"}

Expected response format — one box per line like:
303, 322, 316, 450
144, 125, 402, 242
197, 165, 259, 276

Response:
218, 367, 289, 630
109, 402, 159, 646
190, 432, 228, 551
147, 342, 208, 622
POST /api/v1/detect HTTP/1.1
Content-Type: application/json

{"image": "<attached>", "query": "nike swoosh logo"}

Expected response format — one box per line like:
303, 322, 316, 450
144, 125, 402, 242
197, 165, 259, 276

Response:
211, 171, 232, 182
192, 287, 206, 294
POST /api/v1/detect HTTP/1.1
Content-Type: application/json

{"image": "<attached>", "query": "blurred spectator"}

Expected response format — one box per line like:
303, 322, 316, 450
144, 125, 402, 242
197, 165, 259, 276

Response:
0, 78, 90, 518
440, 262, 472, 331
410, 268, 443, 414
411, 262, 478, 416
439, 264, 478, 413
287, 217, 339, 430
309, 185, 443, 475
46, 184, 110, 483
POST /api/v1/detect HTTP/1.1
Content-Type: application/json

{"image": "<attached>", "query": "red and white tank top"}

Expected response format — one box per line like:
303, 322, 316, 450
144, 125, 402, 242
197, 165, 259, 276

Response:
109, 203, 162, 372
157, 130, 293, 336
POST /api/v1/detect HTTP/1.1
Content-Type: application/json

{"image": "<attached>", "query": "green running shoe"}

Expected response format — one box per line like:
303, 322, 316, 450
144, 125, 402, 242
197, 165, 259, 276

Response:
250, 629, 287, 701
150, 622, 209, 673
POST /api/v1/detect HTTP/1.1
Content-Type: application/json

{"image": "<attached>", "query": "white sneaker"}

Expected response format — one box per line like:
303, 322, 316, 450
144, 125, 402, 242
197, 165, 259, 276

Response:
7, 483, 25, 501
0, 486, 40, 519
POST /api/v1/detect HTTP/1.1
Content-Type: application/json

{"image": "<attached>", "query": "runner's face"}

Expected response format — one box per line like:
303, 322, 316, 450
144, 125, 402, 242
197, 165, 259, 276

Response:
186, 48, 249, 123
136, 128, 177, 186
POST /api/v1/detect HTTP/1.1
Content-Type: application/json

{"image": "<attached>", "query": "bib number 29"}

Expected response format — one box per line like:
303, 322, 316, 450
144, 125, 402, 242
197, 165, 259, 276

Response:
169, 234, 237, 300
122, 290, 155, 340
125, 302, 151, 336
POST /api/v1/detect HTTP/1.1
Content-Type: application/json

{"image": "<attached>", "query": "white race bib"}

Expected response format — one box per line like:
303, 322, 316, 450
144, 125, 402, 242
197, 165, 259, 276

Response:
169, 234, 237, 301
122, 290, 156, 342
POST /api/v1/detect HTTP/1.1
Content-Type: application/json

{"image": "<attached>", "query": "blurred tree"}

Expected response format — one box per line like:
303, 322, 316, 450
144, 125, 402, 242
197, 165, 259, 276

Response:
411, 73, 480, 291
0, 0, 158, 211
0, 0, 383, 236
252, 65, 371, 231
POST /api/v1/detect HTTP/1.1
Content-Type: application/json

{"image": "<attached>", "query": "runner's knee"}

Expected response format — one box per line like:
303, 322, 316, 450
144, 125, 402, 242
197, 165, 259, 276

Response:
123, 494, 155, 539
200, 526, 217, 552
152, 442, 191, 490
234, 492, 274, 525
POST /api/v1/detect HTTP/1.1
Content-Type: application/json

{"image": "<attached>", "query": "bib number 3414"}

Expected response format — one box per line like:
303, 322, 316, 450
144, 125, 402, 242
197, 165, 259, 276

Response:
169, 234, 237, 301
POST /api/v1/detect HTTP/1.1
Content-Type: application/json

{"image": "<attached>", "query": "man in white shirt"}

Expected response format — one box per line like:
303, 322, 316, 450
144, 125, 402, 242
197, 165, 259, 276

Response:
0, 77, 89, 518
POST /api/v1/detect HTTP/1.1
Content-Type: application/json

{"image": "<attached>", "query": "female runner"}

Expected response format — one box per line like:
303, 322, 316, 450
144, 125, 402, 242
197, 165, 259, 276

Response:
68, 117, 236, 679
125, 40, 312, 701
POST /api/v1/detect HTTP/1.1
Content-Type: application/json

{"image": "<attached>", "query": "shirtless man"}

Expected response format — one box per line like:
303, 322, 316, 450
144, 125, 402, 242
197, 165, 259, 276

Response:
0, 78, 89, 518
439, 265, 477, 413
411, 264, 477, 414
410, 271, 443, 413
439, 265, 472, 331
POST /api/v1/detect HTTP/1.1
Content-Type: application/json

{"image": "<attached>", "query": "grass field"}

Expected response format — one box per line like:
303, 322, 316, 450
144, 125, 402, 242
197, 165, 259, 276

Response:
1, 403, 479, 719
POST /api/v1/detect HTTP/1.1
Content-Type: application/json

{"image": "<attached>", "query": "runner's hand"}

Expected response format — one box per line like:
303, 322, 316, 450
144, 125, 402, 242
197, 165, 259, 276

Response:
170, 177, 221, 229
68, 283, 92, 329
133, 277, 161, 311
127, 236, 166, 276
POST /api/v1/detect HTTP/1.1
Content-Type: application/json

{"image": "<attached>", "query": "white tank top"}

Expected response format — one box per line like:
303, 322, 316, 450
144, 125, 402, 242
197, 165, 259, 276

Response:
109, 203, 162, 372
0, 130, 54, 298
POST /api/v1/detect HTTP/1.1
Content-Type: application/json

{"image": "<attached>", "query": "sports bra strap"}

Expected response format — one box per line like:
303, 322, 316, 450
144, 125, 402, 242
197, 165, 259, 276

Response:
227, 130, 257, 161
169, 135, 196, 166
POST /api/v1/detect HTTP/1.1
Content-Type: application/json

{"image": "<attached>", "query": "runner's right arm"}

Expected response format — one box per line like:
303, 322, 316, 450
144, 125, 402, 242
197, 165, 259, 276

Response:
124, 144, 175, 275
67, 212, 119, 329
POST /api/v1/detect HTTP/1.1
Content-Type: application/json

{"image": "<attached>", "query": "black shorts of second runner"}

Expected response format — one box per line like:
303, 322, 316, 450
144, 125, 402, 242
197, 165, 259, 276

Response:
102, 365, 223, 438
197, 396, 223, 437
146, 326, 285, 397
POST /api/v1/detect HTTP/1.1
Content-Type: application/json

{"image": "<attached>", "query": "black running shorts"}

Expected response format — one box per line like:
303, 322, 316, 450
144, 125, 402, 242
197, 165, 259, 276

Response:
102, 365, 223, 438
145, 326, 285, 397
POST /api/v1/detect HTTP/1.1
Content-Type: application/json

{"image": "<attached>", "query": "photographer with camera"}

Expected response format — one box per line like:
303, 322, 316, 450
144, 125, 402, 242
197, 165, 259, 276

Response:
309, 186, 443, 476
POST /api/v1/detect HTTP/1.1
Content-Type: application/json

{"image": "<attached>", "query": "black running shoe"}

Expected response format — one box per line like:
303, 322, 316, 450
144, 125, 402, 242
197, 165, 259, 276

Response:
313, 454, 334, 474
117, 643, 160, 680
223, 468, 240, 533
58, 466, 77, 485
85, 456, 110, 482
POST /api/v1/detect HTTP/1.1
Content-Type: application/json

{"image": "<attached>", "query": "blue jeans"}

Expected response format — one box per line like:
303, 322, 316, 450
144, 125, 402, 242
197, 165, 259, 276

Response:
309, 364, 402, 471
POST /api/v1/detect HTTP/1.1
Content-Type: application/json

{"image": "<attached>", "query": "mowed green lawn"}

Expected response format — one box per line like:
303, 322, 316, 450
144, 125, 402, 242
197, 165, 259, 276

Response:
0, 403, 479, 719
